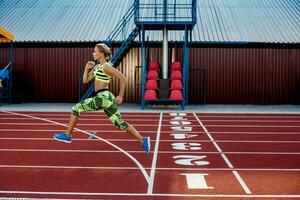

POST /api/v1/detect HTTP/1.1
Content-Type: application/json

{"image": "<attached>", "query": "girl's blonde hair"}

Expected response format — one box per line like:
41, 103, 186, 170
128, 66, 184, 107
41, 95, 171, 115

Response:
96, 43, 111, 61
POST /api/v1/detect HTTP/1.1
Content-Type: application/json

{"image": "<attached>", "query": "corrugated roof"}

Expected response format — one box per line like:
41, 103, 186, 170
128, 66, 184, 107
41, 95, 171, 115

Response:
0, 0, 299, 43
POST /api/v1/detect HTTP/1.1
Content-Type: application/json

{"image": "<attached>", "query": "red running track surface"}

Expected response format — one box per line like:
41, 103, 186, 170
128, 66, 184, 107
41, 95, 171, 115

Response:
0, 111, 299, 199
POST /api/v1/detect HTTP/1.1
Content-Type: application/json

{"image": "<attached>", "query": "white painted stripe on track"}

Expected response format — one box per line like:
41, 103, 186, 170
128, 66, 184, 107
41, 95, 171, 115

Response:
1, 137, 300, 143
0, 112, 299, 115
3, 117, 300, 123
0, 129, 154, 133
2, 122, 300, 127
1, 111, 151, 185
0, 113, 160, 117
210, 132, 300, 134
193, 115, 300, 118
0, 190, 299, 198
2, 129, 300, 134
0, 117, 159, 122
200, 120, 300, 122
88, 131, 97, 139
205, 125, 300, 127
193, 113, 252, 194
0, 122, 168, 126
0, 129, 67, 132
0, 165, 299, 171
3, 117, 300, 124
147, 112, 163, 194
0, 149, 300, 155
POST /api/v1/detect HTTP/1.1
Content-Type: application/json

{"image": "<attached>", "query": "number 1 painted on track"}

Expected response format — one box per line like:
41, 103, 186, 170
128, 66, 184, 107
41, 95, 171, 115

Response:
181, 173, 214, 189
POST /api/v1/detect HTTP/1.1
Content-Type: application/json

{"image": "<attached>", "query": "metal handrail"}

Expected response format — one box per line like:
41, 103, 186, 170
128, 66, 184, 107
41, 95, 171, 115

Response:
135, 0, 196, 23
80, 4, 138, 101
106, 4, 135, 46
0, 62, 12, 77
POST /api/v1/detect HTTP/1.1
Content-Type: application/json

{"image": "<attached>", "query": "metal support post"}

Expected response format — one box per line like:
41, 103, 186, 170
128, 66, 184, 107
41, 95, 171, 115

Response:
141, 26, 146, 109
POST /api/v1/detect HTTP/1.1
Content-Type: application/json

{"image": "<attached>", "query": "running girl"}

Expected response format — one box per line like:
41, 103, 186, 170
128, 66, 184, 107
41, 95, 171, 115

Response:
53, 43, 150, 154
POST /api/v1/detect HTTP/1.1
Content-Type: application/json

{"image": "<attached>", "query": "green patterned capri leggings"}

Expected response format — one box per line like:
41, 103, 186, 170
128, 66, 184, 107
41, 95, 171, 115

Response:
72, 89, 129, 131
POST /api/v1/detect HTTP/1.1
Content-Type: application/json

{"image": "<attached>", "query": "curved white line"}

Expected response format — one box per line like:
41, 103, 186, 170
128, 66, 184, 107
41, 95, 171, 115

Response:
2, 111, 150, 184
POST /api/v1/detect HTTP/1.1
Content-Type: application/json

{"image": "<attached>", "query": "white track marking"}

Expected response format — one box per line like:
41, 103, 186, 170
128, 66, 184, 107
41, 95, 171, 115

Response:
0, 122, 166, 127
2, 129, 300, 134
1, 111, 150, 184
88, 131, 97, 139
200, 120, 300, 122
0, 113, 160, 117
193, 113, 252, 194
0, 165, 299, 171
2, 117, 300, 123
2, 122, 300, 127
193, 114, 300, 119
0, 190, 299, 198
0, 117, 159, 122
1, 149, 300, 155
147, 112, 163, 194
210, 132, 300, 135
205, 125, 300, 127
1, 137, 300, 143
0, 129, 154, 133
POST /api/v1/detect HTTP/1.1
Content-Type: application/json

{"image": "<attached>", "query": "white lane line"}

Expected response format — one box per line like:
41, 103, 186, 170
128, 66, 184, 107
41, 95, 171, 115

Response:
3, 117, 300, 122
88, 131, 97, 139
193, 115, 300, 118
1, 137, 300, 143
147, 112, 163, 194
200, 120, 300, 122
1, 111, 150, 184
205, 125, 300, 127
0, 122, 166, 127
193, 113, 252, 194
0, 129, 154, 133
2, 122, 300, 127
0, 113, 160, 117
0, 165, 299, 171
0, 190, 299, 198
210, 132, 300, 135
0, 117, 159, 122
2, 129, 300, 134
1, 149, 300, 155
1, 112, 299, 118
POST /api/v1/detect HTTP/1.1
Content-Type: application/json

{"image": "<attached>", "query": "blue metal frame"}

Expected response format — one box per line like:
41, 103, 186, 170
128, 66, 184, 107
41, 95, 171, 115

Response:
9, 42, 13, 103
183, 25, 189, 108
141, 26, 146, 109
138, 0, 197, 109
134, 0, 196, 29
81, 0, 197, 108
0, 42, 13, 103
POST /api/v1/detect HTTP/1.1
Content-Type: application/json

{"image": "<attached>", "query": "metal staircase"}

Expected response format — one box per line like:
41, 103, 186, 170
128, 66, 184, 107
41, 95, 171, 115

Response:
111, 26, 139, 65
79, 5, 139, 101
137, 0, 197, 109
80, 0, 197, 108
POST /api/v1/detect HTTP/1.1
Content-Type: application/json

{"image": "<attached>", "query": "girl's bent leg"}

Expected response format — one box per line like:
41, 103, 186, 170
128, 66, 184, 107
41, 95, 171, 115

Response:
53, 97, 99, 143
66, 114, 79, 136
104, 103, 150, 154
126, 125, 143, 144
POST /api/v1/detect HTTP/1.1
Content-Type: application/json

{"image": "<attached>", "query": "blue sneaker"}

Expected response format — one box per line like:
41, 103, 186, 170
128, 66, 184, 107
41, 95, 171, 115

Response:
142, 137, 150, 154
53, 133, 72, 143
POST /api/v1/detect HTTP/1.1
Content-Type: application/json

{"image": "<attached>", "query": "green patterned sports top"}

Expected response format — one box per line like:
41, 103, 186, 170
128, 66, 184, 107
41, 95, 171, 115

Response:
93, 62, 111, 83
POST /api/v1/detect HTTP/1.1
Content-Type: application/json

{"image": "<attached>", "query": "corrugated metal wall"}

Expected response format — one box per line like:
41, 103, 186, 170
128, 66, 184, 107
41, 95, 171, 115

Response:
188, 47, 300, 104
1, 46, 299, 104
0, 46, 93, 102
